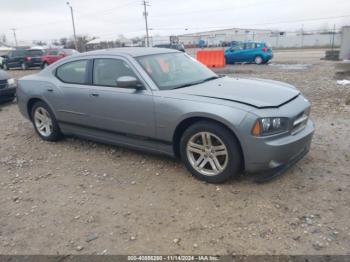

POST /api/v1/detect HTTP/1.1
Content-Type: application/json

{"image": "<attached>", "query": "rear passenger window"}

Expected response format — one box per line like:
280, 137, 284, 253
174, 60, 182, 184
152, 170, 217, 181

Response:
56, 60, 88, 84
93, 58, 137, 87
244, 43, 255, 49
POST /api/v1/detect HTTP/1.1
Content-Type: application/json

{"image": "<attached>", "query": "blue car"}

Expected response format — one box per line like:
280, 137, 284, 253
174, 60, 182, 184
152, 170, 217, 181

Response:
225, 41, 273, 65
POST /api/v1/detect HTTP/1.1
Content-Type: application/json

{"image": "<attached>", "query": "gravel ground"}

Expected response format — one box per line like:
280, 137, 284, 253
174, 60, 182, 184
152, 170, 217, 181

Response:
0, 49, 349, 255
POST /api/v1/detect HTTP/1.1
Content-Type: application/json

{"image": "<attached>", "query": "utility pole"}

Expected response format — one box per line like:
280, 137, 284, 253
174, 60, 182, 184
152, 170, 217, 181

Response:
66, 2, 78, 50
11, 28, 18, 47
331, 24, 336, 51
300, 24, 304, 48
142, 0, 150, 47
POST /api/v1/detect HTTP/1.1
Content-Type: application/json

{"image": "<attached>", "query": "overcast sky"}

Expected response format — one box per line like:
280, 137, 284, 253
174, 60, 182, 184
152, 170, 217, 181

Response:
0, 0, 350, 43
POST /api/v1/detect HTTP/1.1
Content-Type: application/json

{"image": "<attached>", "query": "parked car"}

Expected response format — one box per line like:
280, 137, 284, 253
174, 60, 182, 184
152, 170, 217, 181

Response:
154, 43, 185, 52
17, 48, 314, 183
0, 69, 16, 103
225, 41, 273, 64
41, 49, 79, 68
2, 49, 45, 70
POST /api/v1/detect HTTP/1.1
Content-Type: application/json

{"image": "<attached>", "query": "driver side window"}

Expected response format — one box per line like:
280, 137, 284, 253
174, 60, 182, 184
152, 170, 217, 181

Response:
93, 58, 137, 87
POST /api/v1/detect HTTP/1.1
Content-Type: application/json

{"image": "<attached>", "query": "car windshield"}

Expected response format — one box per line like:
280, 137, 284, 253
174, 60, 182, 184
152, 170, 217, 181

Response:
136, 52, 218, 90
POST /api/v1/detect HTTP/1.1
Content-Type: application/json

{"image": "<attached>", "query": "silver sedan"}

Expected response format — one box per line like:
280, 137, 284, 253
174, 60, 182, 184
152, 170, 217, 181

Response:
17, 48, 314, 183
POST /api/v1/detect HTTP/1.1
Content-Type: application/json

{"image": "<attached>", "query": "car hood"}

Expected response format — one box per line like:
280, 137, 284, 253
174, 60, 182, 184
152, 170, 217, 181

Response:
174, 76, 300, 108
0, 69, 10, 80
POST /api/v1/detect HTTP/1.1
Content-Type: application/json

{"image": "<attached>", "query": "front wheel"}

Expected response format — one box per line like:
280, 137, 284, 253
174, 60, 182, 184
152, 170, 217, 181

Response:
180, 121, 242, 183
31, 101, 61, 141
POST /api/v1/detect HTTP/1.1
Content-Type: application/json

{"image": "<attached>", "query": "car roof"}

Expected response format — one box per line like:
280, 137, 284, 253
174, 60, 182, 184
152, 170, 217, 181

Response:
84, 47, 179, 57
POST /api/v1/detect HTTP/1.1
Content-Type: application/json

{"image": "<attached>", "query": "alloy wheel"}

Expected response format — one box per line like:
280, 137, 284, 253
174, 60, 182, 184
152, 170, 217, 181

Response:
186, 132, 228, 176
34, 107, 53, 137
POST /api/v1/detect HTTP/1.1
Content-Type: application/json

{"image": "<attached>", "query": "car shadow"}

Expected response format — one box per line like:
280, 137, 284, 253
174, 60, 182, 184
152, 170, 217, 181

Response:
0, 99, 16, 109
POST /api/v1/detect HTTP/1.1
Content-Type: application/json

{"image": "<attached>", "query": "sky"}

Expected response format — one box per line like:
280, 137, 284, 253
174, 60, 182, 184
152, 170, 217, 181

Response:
0, 0, 350, 44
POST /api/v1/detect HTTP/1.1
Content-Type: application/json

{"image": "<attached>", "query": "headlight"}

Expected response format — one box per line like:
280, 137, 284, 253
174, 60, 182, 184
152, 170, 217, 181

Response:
252, 117, 289, 136
7, 78, 16, 88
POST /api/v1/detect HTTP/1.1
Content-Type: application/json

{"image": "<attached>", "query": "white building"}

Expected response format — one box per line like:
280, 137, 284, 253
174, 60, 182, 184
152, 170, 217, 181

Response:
178, 28, 273, 46
178, 27, 342, 48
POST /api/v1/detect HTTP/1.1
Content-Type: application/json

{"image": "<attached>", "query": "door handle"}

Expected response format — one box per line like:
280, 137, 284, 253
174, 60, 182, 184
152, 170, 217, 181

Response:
47, 89, 54, 92
90, 93, 99, 97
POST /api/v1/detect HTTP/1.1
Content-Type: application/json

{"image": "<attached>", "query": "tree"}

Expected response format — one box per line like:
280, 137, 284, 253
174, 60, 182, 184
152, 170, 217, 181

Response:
59, 37, 68, 47
33, 40, 47, 46
131, 36, 142, 44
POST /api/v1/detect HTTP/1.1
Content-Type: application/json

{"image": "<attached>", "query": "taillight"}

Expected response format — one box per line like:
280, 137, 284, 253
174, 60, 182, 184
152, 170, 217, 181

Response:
26, 56, 32, 61
262, 47, 267, 52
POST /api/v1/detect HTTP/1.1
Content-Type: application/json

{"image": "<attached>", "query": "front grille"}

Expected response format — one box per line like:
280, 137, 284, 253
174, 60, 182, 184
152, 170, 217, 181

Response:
0, 79, 7, 89
291, 109, 309, 135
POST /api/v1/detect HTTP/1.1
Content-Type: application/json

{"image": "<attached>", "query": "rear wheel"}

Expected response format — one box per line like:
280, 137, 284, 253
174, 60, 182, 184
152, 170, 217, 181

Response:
3, 63, 8, 70
180, 121, 242, 183
41, 62, 48, 69
254, 56, 263, 65
31, 101, 61, 141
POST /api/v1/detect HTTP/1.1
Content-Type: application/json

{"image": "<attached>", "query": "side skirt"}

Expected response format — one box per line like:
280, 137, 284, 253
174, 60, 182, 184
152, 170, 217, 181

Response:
58, 121, 175, 158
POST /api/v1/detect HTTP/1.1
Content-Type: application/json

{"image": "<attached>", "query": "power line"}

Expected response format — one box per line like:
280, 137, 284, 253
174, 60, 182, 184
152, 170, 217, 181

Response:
13, 0, 138, 30
149, 14, 350, 32
150, 0, 286, 19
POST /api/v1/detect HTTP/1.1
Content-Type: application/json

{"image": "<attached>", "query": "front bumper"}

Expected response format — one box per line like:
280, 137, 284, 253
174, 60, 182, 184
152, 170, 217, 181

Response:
245, 118, 314, 173
263, 53, 273, 61
0, 87, 16, 102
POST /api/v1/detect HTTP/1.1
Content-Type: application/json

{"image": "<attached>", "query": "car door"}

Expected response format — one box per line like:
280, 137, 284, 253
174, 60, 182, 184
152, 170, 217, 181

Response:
52, 59, 93, 126
7, 51, 21, 68
238, 43, 255, 62
86, 57, 156, 138
227, 43, 244, 63
45, 50, 59, 64
245, 42, 257, 62
50, 50, 65, 64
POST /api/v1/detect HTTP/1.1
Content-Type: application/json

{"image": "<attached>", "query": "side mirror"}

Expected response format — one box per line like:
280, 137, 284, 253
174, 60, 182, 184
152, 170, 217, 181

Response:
116, 76, 143, 89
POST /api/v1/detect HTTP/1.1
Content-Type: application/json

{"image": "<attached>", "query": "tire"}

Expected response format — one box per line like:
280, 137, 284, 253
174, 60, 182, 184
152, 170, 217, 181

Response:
180, 121, 242, 183
41, 62, 48, 69
31, 101, 61, 141
21, 62, 28, 70
254, 56, 263, 65
3, 63, 8, 70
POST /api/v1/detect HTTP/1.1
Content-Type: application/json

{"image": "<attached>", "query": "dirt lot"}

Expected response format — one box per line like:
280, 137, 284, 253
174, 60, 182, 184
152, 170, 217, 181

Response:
0, 49, 349, 255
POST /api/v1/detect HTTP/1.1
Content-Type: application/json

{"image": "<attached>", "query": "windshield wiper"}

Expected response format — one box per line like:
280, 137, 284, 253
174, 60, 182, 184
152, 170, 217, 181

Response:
172, 75, 223, 89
